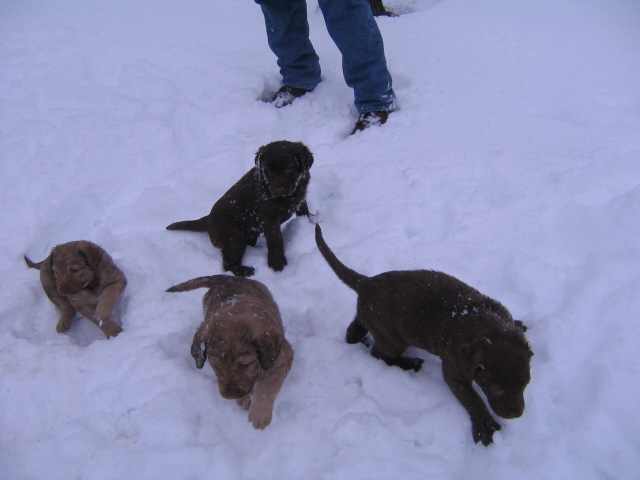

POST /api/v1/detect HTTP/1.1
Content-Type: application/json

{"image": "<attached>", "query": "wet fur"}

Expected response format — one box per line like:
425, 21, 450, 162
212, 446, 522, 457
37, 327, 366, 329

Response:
167, 275, 293, 429
25, 241, 127, 338
166, 140, 313, 277
315, 224, 532, 446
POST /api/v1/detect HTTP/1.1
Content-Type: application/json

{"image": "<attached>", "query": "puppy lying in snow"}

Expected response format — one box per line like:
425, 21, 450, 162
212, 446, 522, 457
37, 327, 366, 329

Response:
166, 140, 313, 277
315, 224, 533, 446
25, 241, 126, 339
167, 275, 293, 429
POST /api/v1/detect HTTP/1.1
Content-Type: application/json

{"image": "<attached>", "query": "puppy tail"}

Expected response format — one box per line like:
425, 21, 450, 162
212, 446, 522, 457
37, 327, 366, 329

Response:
24, 255, 44, 270
166, 216, 208, 232
315, 224, 368, 293
167, 276, 216, 293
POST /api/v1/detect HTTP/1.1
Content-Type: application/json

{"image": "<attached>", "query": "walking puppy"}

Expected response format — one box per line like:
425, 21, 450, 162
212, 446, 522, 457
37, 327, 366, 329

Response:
167, 140, 313, 277
315, 224, 532, 446
167, 275, 293, 429
25, 241, 126, 338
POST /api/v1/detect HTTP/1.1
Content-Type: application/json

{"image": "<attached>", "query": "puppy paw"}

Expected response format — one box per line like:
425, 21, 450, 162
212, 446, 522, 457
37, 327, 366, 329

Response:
97, 318, 122, 339
472, 416, 501, 446
268, 255, 287, 272
229, 265, 255, 277
396, 356, 424, 372
237, 396, 252, 411
56, 319, 71, 333
410, 358, 425, 372
248, 409, 272, 430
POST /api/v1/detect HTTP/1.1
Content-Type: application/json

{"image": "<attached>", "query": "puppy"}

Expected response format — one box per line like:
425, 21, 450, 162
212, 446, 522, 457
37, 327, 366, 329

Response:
315, 225, 532, 446
25, 241, 126, 339
167, 140, 313, 277
167, 275, 293, 429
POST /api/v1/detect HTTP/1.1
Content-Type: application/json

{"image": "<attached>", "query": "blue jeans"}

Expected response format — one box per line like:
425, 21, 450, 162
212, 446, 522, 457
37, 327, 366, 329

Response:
255, 0, 396, 114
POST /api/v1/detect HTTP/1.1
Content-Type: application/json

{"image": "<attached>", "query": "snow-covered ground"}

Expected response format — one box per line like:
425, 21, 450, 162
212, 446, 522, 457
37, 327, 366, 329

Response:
2, 0, 639, 478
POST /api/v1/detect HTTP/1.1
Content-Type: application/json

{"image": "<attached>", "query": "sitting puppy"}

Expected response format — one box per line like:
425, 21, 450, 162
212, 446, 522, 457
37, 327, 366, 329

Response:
167, 275, 293, 429
315, 225, 533, 446
25, 241, 127, 339
167, 140, 313, 277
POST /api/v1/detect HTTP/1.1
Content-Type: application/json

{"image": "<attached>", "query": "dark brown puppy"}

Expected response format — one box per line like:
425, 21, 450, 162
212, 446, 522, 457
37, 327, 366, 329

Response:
167, 140, 313, 277
315, 224, 532, 446
25, 241, 127, 338
167, 275, 293, 429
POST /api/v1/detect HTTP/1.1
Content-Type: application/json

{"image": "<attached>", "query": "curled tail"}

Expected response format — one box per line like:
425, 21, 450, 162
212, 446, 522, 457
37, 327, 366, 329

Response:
315, 224, 368, 293
166, 276, 216, 293
166, 216, 208, 232
24, 255, 44, 270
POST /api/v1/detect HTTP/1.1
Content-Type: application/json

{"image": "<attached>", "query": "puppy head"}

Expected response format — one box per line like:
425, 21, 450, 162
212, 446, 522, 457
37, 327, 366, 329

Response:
255, 140, 313, 197
50, 241, 101, 296
463, 330, 533, 419
191, 321, 283, 400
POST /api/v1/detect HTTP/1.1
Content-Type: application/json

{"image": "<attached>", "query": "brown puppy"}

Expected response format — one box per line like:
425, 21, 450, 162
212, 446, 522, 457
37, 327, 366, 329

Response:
167, 140, 313, 277
25, 241, 127, 339
167, 275, 293, 430
315, 225, 532, 446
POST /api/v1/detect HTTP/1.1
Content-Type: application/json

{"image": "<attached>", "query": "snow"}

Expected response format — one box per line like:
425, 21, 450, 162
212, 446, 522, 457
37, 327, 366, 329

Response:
1, 0, 640, 478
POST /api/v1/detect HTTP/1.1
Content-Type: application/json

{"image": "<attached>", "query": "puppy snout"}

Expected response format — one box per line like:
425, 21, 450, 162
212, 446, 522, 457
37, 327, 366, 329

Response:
492, 399, 525, 419
269, 183, 294, 197
219, 384, 250, 400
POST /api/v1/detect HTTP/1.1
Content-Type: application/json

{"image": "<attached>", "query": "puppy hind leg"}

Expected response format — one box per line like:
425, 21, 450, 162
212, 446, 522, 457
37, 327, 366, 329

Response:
41, 283, 76, 333
217, 238, 255, 277
346, 318, 369, 344
370, 342, 424, 372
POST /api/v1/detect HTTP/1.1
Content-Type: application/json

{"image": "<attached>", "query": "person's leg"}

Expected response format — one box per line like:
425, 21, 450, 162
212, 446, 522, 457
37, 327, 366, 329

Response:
317, 0, 396, 114
255, 0, 322, 91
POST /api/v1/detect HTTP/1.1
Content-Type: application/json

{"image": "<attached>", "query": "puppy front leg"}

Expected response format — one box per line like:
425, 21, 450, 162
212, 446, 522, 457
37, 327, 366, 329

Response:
237, 395, 252, 411
56, 304, 76, 333
76, 303, 122, 339
442, 361, 501, 446
41, 276, 75, 333
93, 280, 126, 338
263, 221, 287, 272
295, 201, 310, 217
87, 279, 127, 338
248, 342, 293, 429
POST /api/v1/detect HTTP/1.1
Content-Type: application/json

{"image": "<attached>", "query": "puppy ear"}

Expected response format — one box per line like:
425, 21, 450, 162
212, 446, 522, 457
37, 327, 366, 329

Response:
253, 330, 283, 371
77, 241, 103, 270
458, 340, 485, 380
191, 324, 210, 369
296, 143, 314, 170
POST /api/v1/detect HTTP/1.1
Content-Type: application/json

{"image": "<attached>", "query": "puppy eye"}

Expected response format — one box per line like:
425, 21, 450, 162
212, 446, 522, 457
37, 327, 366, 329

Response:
70, 268, 80, 274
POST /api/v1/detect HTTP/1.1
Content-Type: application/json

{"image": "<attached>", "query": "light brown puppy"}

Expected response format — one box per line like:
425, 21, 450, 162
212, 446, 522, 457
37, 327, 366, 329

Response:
25, 241, 127, 339
167, 275, 293, 429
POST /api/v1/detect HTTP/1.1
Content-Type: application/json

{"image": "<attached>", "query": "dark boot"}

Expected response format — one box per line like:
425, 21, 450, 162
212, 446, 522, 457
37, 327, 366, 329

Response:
269, 86, 313, 108
351, 110, 389, 134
